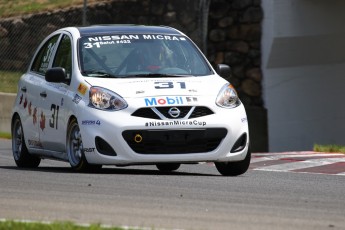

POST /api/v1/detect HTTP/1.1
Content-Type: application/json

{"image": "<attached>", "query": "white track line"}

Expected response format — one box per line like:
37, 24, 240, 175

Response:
251, 153, 345, 162
254, 157, 345, 172
252, 153, 344, 158
252, 152, 318, 156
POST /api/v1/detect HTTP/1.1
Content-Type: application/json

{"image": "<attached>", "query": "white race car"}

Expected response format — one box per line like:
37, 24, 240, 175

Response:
11, 25, 250, 176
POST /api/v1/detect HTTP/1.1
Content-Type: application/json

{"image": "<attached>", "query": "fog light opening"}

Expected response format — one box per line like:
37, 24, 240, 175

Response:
230, 133, 247, 153
95, 136, 117, 156
134, 134, 143, 143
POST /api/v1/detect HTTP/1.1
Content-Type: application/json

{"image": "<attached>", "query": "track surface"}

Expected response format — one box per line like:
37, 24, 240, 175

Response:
1, 139, 345, 230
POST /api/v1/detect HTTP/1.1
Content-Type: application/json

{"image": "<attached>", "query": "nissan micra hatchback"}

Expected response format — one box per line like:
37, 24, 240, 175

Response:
11, 25, 250, 176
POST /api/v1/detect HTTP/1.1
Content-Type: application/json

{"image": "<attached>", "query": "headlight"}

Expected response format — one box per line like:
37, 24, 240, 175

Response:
216, 83, 241, 108
89, 86, 127, 111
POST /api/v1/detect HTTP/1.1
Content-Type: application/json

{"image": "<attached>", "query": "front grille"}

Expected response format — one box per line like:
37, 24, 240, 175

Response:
132, 107, 160, 119
189, 107, 214, 119
131, 106, 214, 120
122, 128, 227, 154
156, 106, 190, 118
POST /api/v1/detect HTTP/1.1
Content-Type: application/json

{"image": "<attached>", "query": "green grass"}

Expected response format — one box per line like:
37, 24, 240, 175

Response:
0, 220, 128, 230
0, 71, 22, 93
313, 144, 345, 154
0, 132, 11, 139
0, 0, 105, 18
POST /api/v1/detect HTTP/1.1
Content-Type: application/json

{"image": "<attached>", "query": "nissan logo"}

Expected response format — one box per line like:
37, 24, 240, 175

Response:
168, 107, 180, 118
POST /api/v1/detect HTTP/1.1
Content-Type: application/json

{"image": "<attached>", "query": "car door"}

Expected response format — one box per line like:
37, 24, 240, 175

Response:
20, 34, 60, 150
39, 33, 73, 152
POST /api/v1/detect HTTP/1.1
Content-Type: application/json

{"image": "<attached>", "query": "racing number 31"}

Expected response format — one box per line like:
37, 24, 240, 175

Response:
49, 104, 59, 129
154, 82, 186, 89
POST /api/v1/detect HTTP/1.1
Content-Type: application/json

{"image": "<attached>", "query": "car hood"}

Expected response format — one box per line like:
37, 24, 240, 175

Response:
84, 75, 228, 98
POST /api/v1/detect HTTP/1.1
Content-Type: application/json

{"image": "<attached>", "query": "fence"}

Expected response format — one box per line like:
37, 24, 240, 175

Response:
0, 0, 95, 93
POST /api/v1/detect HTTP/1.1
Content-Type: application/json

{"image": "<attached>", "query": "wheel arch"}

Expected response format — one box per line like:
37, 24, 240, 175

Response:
11, 112, 23, 138
66, 114, 78, 140
11, 112, 41, 168
11, 112, 20, 127
67, 115, 78, 125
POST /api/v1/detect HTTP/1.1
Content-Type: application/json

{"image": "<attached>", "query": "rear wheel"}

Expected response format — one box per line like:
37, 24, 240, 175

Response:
215, 148, 251, 176
156, 163, 181, 172
11, 115, 40, 168
66, 118, 101, 172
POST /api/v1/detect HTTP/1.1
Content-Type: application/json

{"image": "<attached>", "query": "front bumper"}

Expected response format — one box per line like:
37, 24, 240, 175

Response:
78, 103, 249, 165
122, 128, 228, 154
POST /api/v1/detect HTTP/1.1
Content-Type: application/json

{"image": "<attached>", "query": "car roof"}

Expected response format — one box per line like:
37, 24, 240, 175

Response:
76, 25, 183, 36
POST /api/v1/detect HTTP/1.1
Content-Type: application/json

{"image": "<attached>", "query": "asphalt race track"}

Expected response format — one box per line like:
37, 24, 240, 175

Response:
1, 138, 345, 230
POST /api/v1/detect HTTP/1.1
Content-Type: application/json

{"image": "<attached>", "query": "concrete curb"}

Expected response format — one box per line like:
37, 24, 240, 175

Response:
0, 92, 16, 133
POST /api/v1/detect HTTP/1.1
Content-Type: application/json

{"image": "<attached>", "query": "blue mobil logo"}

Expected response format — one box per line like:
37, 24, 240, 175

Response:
144, 96, 198, 106
145, 96, 184, 106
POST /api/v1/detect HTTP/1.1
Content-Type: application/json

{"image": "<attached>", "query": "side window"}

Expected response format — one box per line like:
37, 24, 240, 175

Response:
31, 35, 59, 75
53, 34, 72, 80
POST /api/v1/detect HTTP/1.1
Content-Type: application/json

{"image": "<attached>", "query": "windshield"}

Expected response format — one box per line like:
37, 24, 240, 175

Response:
79, 34, 213, 78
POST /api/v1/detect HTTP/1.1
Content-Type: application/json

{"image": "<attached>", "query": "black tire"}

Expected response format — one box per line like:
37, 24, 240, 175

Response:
156, 163, 181, 172
66, 118, 101, 172
215, 148, 251, 176
11, 115, 41, 168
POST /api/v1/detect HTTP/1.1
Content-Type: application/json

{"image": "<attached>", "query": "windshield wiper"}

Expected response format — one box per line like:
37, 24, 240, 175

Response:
82, 71, 117, 78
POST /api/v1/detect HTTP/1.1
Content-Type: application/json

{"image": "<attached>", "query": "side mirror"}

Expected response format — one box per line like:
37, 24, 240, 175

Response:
45, 67, 69, 84
216, 64, 231, 78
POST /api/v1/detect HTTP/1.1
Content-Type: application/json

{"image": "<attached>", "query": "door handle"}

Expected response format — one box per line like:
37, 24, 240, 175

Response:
40, 91, 47, 98
21, 87, 27, 92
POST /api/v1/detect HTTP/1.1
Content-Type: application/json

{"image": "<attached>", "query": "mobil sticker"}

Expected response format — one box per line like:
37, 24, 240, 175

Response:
144, 96, 197, 106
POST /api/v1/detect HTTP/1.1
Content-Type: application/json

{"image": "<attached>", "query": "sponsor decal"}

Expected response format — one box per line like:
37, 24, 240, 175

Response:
83, 35, 186, 49
145, 120, 206, 127
28, 75, 41, 83
186, 97, 198, 103
28, 139, 43, 148
19, 94, 23, 105
143, 34, 185, 41
33, 107, 37, 125
145, 96, 183, 106
40, 111, 46, 131
40, 42, 56, 72
82, 120, 101, 125
78, 83, 88, 95
23, 97, 28, 109
87, 35, 140, 42
144, 96, 198, 106
86, 35, 185, 42
46, 82, 68, 93
83, 148, 95, 153
72, 94, 82, 104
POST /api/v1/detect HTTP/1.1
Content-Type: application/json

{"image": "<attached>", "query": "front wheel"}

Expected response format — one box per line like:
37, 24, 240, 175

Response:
11, 115, 40, 168
215, 148, 251, 176
66, 118, 101, 172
